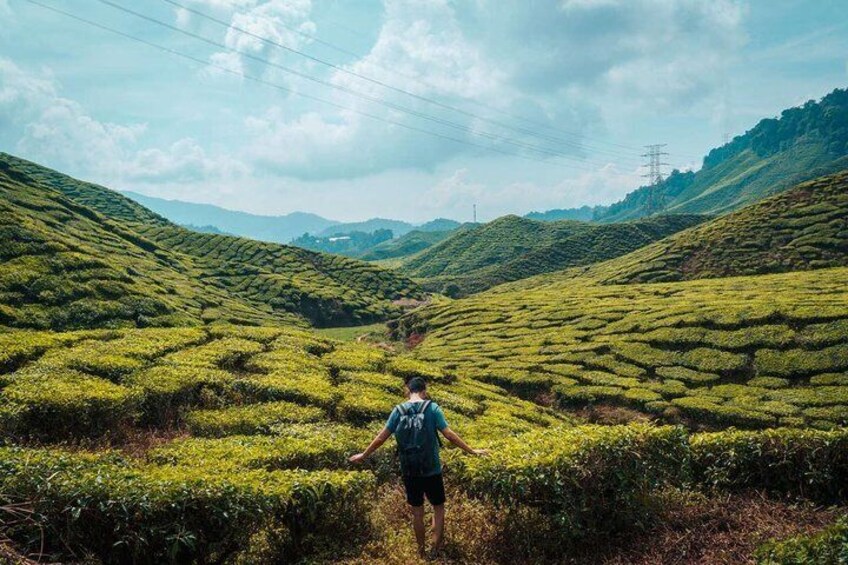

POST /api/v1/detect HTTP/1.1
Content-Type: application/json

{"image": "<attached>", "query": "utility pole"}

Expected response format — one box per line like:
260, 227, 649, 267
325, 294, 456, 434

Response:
473, 203, 477, 223
641, 144, 669, 214
723, 132, 731, 145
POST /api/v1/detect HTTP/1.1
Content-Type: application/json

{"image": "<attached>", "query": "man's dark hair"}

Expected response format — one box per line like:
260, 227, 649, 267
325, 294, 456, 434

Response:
407, 377, 427, 393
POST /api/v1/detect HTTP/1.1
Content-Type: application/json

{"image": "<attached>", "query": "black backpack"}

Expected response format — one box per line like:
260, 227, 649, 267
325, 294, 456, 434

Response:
394, 400, 438, 477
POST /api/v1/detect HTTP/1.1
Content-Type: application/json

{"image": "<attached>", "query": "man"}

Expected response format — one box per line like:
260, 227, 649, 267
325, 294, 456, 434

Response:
349, 376, 486, 558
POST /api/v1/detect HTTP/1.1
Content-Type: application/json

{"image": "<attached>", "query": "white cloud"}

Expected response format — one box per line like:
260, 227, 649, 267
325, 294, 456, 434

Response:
0, 57, 246, 185
414, 163, 641, 220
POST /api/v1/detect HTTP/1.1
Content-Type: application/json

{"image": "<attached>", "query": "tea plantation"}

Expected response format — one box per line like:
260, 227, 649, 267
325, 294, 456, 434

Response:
2, 153, 847, 562
400, 213, 707, 295
0, 153, 421, 329
404, 266, 848, 430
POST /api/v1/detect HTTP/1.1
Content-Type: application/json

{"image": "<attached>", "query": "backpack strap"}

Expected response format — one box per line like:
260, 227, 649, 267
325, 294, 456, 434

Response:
419, 400, 432, 415
396, 403, 409, 417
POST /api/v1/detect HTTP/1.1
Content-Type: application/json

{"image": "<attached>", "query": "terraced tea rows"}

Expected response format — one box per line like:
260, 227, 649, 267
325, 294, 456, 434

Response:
0, 153, 420, 329
0, 326, 566, 443
0, 324, 574, 561
404, 267, 848, 430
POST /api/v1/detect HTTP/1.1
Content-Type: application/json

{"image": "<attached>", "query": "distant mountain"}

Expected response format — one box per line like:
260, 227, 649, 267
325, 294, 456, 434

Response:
592, 88, 848, 223
400, 214, 707, 296
0, 153, 421, 329
525, 205, 599, 222
123, 191, 338, 243
181, 223, 232, 235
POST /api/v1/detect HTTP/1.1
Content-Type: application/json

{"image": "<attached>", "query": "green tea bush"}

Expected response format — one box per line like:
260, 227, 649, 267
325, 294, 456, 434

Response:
150, 424, 372, 472
755, 517, 848, 564
184, 401, 325, 437
0, 446, 374, 564
450, 425, 690, 536
691, 428, 848, 502
1, 371, 141, 439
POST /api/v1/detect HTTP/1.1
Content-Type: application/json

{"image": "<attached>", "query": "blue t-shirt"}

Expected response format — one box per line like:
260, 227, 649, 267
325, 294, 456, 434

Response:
386, 400, 448, 477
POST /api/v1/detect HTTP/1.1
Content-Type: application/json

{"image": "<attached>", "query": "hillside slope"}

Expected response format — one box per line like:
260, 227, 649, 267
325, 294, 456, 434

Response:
546, 169, 848, 286
360, 226, 469, 262
0, 153, 421, 329
400, 214, 707, 295
593, 88, 848, 222
400, 267, 848, 430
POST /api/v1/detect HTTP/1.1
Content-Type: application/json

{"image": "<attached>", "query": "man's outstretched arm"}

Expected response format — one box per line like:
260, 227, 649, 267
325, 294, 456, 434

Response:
441, 427, 487, 456
349, 427, 392, 464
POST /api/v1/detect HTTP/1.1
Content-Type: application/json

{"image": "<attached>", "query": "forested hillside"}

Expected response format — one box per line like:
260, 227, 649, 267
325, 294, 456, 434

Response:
592, 88, 848, 222
0, 154, 421, 329
401, 213, 706, 295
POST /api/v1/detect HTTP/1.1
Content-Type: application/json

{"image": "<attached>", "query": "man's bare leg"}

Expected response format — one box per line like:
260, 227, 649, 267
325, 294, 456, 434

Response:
411, 505, 426, 556
431, 504, 445, 554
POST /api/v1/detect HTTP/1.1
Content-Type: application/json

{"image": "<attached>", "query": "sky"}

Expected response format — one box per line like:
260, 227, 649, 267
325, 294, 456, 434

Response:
1, 0, 847, 223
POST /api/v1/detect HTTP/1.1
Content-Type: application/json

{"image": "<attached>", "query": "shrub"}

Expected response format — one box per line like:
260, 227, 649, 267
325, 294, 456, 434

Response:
184, 401, 325, 437
755, 517, 848, 564
236, 370, 337, 407
1, 371, 141, 439
691, 428, 848, 503
449, 425, 690, 538
0, 446, 374, 564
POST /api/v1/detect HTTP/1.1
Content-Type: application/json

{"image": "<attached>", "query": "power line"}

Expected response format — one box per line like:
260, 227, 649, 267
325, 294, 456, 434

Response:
159, 0, 647, 162
23, 0, 614, 173
96, 0, 641, 168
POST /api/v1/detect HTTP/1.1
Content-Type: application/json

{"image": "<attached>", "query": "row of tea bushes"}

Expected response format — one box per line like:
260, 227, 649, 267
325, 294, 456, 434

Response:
1, 424, 845, 562
691, 428, 848, 503
0, 446, 374, 564
0, 325, 571, 444
755, 517, 848, 564
449, 424, 689, 536
409, 267, 848, 430
447, 425, 848, 554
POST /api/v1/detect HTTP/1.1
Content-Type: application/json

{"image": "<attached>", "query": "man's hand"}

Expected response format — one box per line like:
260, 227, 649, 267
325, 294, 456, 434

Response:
349, 453, 367, 464
471, 448, 488, 456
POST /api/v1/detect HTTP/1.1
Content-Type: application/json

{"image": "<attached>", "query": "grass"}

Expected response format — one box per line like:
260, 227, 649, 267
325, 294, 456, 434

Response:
315, 323, 388, 342
0, 152, 421, 330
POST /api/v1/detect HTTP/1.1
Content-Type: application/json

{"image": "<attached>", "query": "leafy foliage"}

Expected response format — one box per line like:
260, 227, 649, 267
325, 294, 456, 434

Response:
755, 517, 848, 564
691, 428, 848, 503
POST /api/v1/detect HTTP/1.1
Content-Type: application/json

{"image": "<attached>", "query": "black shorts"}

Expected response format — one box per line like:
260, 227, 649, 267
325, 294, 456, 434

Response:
402, 473, 446, 507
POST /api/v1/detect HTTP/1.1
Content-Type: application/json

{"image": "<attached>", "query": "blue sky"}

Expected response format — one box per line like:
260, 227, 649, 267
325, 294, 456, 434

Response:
1, 0, 846, 222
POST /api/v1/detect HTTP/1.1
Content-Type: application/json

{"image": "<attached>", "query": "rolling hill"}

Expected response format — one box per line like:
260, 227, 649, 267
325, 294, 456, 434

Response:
591, 88, 848, 222
400, 213, 707, 295
529, 169, 848, 286
394, 169, 848, 431
0, 153, 421, 329
359, 226, 470, 262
